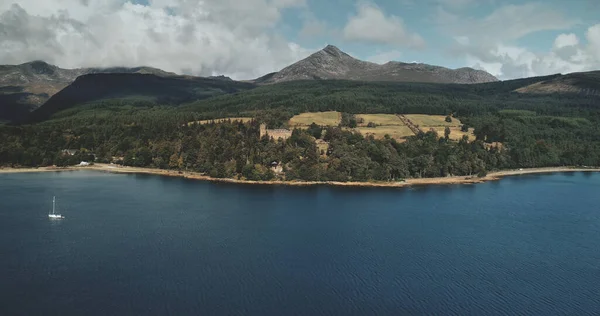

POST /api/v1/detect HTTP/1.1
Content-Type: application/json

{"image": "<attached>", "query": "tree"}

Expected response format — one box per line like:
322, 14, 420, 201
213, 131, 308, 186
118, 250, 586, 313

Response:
307, 122, 323, 139
445, 115, 452, 123
461, 124, 469, 132
348, 118, 357, 128
444, 127, 451, 140
168, 153, 180, 169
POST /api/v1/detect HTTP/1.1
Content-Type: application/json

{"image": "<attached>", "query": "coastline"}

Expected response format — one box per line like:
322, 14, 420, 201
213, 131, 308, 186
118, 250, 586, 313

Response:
1, 163, 599, 188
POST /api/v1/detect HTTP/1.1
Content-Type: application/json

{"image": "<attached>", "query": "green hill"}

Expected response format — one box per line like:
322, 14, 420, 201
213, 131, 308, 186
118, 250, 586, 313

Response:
28, 73, 256, 122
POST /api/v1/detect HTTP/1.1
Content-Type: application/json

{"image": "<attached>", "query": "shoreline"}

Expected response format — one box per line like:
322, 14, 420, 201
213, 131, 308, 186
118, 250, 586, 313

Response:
1, 164, 599, 188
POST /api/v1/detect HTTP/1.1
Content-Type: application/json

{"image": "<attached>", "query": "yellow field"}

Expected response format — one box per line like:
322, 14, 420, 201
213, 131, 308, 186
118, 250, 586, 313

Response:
353, 126, 415, 140
185, 113, 474, 142
429, 127, 476, 141
355, 114, 405, 126
289, 111, 341, 127
404, 115, 462, 127
188, 117, 253, 126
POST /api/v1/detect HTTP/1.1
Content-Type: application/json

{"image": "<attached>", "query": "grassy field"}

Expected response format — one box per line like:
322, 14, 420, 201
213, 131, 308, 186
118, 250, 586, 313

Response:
429, 127, 476, 141
404, 114, 475, 141
355, 114, 405, 126
352, 114, 412, 140
353, 126, 415, 140
289, 111, 341, 127
404, 114, 462, 127
185, 113, 473, 141
188, 117, 253, 125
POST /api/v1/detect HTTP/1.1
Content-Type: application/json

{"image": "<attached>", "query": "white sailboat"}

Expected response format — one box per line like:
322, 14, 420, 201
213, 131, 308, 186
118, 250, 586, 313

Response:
48, 196, 64, 219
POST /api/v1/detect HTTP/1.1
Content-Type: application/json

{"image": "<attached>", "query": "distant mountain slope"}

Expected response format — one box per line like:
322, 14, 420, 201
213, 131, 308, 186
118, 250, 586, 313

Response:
256, 45, 499, 85
29, 73, 256, 122
515, 71, 600, 95
0, 61, 177, 122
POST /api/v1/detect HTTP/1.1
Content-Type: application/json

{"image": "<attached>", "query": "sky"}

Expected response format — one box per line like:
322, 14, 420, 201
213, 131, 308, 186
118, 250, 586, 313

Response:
0, 0, 599, 80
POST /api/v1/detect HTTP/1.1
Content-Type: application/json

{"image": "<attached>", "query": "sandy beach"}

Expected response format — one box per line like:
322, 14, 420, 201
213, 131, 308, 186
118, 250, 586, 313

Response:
1, 163, 599, 188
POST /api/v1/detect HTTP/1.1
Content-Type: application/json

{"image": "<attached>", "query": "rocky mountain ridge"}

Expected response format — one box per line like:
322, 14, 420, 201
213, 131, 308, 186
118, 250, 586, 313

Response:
256, 45, 499, 84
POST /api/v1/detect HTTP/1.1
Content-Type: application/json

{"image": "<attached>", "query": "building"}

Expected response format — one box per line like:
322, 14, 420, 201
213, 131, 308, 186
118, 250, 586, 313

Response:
260, 124, 292, 140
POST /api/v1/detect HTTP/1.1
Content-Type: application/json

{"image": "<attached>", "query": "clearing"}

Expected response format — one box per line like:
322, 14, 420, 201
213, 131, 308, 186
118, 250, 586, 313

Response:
404, 114, 475, 141
355, 114, 405, 126
352, 114, 412, 140
404, 114, 461, 128
289, 111, 341, 127
354, 126, 414, 140
429, 127, 476, 141
188, 117, 253, 126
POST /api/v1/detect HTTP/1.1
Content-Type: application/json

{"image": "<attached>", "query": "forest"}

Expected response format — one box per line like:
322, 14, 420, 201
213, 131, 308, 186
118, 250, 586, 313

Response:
1, 77, 599, 182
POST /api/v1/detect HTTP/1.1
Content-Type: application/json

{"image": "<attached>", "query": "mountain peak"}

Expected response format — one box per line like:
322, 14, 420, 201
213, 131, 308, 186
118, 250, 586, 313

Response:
255, 45, 498, 84
322, 45, 343, 56
19, 60, 57, 75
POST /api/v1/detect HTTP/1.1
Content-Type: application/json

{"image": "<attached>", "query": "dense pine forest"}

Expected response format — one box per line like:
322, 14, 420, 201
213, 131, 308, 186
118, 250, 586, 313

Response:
1, 76, 600, 182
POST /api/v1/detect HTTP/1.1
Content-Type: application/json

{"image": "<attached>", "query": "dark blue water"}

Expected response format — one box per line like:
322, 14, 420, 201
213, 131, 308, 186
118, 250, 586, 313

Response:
1, 171, 600, 315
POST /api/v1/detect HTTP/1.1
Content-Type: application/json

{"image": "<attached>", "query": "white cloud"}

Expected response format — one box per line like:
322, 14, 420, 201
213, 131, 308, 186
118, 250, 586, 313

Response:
437, 3, 576, 44
0, 0, 312, 80
367, 50, 403, 64
457, 25, 600, 79
438, 3, 599, 79
554, 33, 579, 49
343, 3, 425, 48
454, 36, 470, 46
587, 24, 600, 60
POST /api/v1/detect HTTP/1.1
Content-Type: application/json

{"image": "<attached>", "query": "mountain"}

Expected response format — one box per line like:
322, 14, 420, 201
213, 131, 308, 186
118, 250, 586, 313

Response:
515, 71, 600, 96
255, 45, 499, 85
0, 61, 177, 123
28, 73, 256, 122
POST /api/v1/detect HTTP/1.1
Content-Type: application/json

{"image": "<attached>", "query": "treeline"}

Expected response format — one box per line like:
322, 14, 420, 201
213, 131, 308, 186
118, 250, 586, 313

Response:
2, 76, 600, 181
0, 114, 506, 181
180, 79, 600, 120
2, 106, 599, 182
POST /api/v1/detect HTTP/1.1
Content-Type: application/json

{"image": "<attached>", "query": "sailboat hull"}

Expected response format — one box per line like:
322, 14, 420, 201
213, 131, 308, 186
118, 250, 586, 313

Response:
49, 196, 64, 219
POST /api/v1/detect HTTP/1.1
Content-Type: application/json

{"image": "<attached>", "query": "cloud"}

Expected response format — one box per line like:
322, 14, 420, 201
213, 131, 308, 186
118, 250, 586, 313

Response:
0, 1, 313, 80
438, 3, 599, 79
454, 25, 600, 79
587, 24, 600, 59
366, 50, 403, 64
438, 3, 577, 44
343, 3, 425, 48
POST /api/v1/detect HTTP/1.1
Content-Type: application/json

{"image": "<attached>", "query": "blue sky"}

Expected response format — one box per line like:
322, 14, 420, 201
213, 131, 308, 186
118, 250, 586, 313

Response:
276, 0, 600, 77
1, 0, 599, 79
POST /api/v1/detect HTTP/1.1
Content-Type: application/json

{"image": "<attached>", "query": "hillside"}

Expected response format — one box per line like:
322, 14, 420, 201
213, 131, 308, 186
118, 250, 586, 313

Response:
515, 71, 600, 95
256, 45, 499, 85
0, 61, 177, 123
28, 73, 256, 122
2, 66, 600, 183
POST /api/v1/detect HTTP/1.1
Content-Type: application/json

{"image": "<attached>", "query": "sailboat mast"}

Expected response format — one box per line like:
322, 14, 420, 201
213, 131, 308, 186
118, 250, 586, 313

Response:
52, 196, 55, 215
